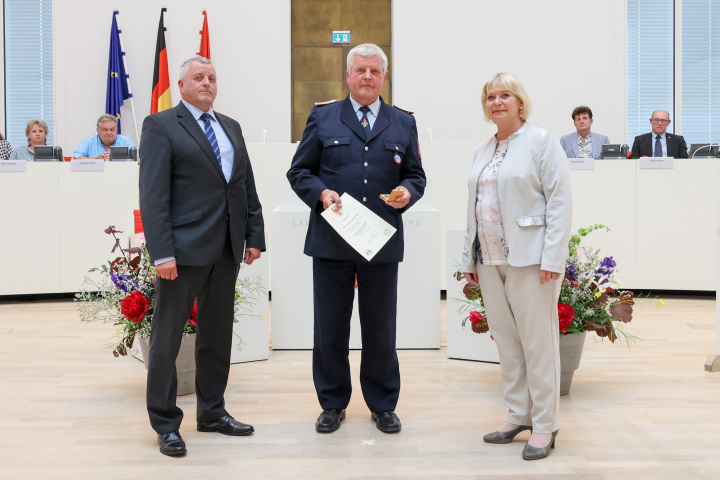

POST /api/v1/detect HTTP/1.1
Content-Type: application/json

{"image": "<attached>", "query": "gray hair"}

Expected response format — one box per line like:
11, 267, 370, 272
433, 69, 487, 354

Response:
179, 56, 213, 81
96, 114, 118, 128
346, 44, 388, 73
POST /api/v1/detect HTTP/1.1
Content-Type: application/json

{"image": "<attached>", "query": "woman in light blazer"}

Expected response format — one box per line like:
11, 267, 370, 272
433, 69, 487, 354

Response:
461, 72, 572, 460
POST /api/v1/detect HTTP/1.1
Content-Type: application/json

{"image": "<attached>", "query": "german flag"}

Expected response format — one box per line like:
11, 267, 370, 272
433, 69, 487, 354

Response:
150, 8, 171, 114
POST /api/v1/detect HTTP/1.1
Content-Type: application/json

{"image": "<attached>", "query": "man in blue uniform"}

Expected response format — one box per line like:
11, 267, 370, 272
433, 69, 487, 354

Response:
287, 43, 426, 434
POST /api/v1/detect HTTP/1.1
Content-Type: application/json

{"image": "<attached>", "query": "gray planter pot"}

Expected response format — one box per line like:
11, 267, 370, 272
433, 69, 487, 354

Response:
138, 333, 196, 396
559, 331, 587, 396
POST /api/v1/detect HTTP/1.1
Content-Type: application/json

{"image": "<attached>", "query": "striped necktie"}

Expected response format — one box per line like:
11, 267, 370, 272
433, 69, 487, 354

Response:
200, 112, 222, 166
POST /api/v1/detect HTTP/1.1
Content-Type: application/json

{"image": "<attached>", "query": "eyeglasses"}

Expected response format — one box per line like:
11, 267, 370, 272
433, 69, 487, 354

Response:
650, 118, 670, 124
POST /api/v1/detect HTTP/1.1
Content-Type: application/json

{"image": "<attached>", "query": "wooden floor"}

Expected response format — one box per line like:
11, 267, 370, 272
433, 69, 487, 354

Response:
0, 296, 718, 479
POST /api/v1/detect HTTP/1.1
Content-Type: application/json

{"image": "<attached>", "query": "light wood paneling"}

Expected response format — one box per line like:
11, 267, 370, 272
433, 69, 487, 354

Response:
292, 47, 345, 82
291, 0, 392, 141
292, 0, 343, 46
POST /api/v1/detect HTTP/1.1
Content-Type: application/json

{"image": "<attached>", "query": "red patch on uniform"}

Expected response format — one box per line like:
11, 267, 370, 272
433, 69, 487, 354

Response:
394, 154, 402, 164
417, 141, 422, 159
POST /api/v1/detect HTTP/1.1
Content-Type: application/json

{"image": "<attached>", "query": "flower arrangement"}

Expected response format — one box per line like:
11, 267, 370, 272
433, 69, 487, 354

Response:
455, 224, 662, 345
76, 226, 265, 357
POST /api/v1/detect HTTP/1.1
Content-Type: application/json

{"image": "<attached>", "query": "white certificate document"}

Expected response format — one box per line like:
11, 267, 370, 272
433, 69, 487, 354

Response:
321, 192, 397, 261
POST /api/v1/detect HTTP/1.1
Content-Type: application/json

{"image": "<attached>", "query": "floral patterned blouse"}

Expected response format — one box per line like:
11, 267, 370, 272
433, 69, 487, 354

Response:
577, 134, 592, 158
475, 139, 510, 264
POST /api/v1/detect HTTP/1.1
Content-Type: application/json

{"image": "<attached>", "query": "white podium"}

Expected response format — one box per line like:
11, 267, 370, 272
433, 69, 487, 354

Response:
230, 241, 270, 364
445, 229, 499, 363
271, 181, 441, 349
0, 163, 61, 294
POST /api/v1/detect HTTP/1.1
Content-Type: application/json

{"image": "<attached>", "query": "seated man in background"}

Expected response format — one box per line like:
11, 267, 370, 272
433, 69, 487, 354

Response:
630, 110, 688, 158
72, 114, 134, 160
560, 106, 610, 159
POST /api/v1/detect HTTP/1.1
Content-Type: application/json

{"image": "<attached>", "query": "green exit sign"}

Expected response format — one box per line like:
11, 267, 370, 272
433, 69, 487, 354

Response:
332, 31, 351, 44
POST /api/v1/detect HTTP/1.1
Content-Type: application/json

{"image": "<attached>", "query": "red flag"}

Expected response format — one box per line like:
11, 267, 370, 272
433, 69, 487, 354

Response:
151, 8, 171, 114
198, 10, 210, 59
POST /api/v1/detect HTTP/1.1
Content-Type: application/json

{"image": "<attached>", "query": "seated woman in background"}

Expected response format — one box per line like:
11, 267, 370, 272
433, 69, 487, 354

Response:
10, 118, 49, 161
0, 131, 13, 159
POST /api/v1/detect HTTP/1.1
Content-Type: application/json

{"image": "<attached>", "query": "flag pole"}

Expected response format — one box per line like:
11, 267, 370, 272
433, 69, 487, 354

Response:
115, 10, 140, 146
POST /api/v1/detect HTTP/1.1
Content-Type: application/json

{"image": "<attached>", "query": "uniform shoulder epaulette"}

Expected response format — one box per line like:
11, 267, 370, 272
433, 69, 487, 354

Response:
314, 99, 338, 106
393, 105, 414, 115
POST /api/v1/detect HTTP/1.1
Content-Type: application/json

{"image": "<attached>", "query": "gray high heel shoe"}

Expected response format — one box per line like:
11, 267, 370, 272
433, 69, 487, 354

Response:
483, 425, 532, 444
522, 430, 558, 460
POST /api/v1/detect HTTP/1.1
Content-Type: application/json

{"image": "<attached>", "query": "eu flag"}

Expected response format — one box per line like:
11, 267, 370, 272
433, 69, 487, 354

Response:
106, 11, 131, 134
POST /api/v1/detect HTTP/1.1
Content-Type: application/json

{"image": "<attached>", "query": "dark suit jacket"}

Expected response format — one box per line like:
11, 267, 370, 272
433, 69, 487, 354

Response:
630, 132, 688, 158
139, 101, 265, 266
287, 96, 426, 263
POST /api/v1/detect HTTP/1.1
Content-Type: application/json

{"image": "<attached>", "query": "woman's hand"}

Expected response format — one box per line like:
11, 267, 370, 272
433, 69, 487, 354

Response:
463, 272, 479, 285
540, 270, 562, 285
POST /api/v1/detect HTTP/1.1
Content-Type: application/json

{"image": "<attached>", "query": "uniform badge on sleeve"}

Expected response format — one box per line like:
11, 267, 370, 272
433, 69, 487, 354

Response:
394, 154, 402, 164
417, 141, 422, 160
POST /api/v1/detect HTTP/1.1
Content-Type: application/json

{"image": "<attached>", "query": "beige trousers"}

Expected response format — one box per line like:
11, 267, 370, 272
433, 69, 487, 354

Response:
477, 264, 561, 433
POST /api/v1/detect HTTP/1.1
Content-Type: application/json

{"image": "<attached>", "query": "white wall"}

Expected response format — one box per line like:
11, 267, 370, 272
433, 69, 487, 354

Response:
53, 0, 291, 151
393, 0, 626, 145
52, 0, 626, 152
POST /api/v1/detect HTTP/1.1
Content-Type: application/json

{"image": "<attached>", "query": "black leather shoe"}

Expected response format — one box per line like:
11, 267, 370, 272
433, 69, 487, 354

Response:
158, 431, 186, 456
316, 409, 345, 433
372, 411, 401, 433
197, 415, 254, 436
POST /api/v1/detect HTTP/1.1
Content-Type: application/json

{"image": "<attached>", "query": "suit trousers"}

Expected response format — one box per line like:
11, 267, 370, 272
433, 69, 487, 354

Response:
312, 258, 400, 413
146, 233, 239, 434
477, 263, 561, 433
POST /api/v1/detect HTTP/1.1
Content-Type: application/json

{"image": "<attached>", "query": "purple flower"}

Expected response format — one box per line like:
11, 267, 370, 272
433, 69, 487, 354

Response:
595, 256, 616, 276
111, 273, 138, 293
566, 263, 577, 281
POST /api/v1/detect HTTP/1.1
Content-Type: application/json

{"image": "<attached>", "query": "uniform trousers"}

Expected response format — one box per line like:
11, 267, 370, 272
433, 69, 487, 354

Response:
477, 263, 561, 433
146, 233, 239, 434
312, 257, 400, 413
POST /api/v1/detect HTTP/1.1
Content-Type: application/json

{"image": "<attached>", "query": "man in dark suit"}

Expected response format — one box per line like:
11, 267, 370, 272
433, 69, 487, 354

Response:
139, 56, 265, 456
287, 43, 426, 434
630, 110, 688, 158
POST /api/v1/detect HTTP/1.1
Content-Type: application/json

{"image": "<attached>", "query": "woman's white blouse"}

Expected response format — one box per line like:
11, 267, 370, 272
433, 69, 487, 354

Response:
475, 139, 509, 264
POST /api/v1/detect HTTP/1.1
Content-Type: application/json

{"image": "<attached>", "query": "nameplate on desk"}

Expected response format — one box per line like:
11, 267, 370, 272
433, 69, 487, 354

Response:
0, 160, 27, 172
71, 159, 105, 172
568, 158, 595, 170
639, 156, 674, 169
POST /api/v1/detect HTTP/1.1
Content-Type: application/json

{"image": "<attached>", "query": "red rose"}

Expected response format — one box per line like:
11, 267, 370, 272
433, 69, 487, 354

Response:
572, 280, 578, 288
557, 302, 575, 333
469, 310, 484, 326
468, 310, 489, 333
187, 301, 197, 326
121, 291, 149, 323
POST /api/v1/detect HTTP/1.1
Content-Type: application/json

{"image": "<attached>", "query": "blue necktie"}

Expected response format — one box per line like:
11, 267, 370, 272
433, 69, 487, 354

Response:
200, 112, 222, 166
654, 135, 662, 157
359, 106, 371, 140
